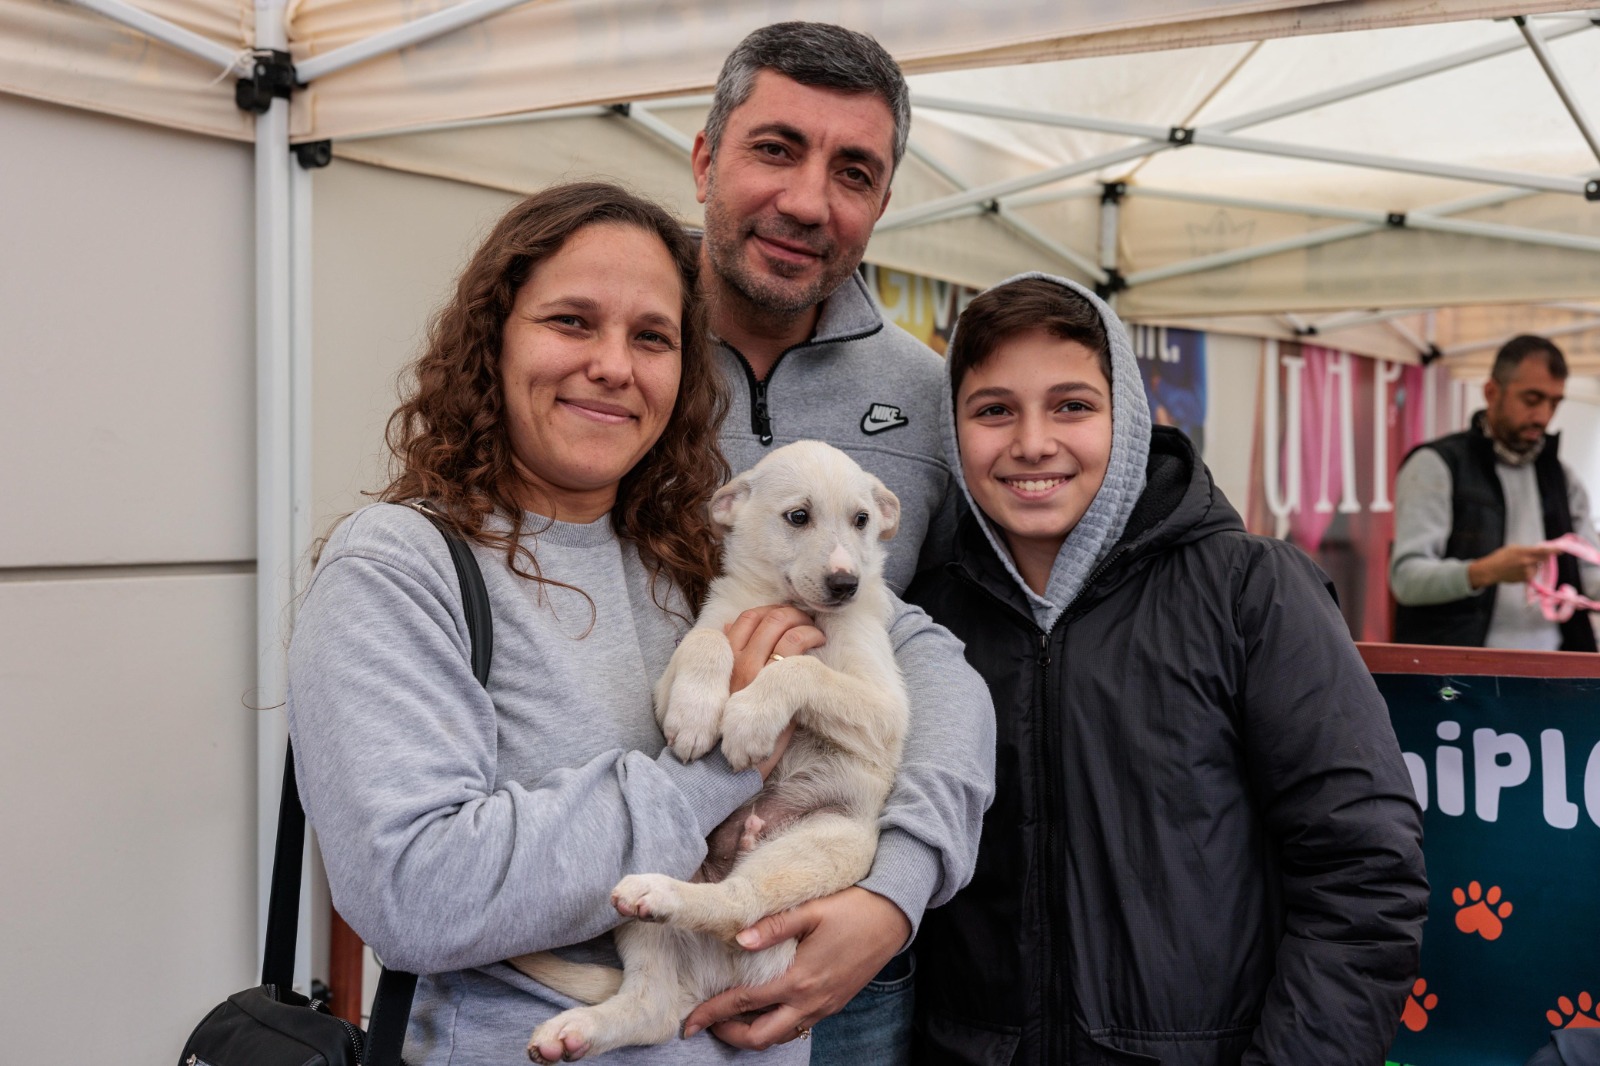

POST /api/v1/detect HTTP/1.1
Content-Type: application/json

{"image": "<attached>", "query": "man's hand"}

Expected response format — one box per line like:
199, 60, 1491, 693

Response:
1468, 544, 1558, 588
679, 887, 912, 1049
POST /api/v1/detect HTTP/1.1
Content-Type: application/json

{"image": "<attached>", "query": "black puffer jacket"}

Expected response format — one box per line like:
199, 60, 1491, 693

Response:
907, 427, 1429, 1066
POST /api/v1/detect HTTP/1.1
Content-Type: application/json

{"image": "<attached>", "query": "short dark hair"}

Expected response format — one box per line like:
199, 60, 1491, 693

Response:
703, 22, 910, 169
1491, 334, 1568, 385
948, 278, 1113, 398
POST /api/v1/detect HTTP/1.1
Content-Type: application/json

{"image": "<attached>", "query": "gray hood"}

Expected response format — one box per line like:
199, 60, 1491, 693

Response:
941, 272, 1151, 631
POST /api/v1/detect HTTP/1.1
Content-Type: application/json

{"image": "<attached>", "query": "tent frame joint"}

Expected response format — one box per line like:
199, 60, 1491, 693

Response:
1420, 344, 1444, 366
1167, 126, 1195, 147
1101, 181, 1127, 204
609, 102, 632, 117
1095, 268, 1127, 299
236, 49, 298, 114
1586, 180, 1600, 202
294, 140, 333, 169
1386, 211, 1407, 228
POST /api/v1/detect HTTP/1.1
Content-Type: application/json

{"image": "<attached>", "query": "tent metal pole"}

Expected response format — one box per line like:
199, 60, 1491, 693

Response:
1126, 223, 1375, 287
65, 0, 245, 72
253, 0, 307, 994
1540, 302, 1600, 317
1443, 318, 1600, 358
1383, 319, 1431, 358
1000, 186, 1119, 210
1188, 128, 1589, 197
1314, 307, 1429, 333
1120, 171, 1600, 289
876, 140, 1160, 233
298, 0, 536, 81
894, 23, 1599, 237
624, 105, 695, 156
895, 106, 1586, 237
1126, 185, 1600, 254
1516, 16, 1600, 168
1405, 214, 1600, 254
903, 142, 1105, 282
338, 94, 711, 144
1214, 21, 1592, 131
340, 105, 611, 143
1098, 187, 1121, 307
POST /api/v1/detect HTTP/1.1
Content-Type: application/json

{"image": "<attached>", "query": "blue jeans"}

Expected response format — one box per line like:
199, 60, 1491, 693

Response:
807, 950, 915, 1066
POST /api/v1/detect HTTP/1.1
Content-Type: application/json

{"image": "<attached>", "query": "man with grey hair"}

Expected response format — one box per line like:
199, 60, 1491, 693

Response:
1391, 333, 1600, 650
669, 21, 991, 1066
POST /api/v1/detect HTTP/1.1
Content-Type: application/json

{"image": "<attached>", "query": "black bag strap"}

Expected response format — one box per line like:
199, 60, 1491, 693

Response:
262, 502, 493, 1065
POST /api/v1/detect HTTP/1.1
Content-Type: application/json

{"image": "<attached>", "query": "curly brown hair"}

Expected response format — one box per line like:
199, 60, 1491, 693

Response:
377, 182, 729, 613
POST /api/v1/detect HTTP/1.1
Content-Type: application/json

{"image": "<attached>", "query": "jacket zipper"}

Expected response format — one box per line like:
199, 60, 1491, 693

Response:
955, 546, 1131, 1061
720, 321, 882, 448
725, 344, 779, 445
1034, 624, 1065, 1062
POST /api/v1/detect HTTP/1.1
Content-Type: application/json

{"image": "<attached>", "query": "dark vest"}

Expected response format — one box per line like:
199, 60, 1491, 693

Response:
1393, 416, 1595, 651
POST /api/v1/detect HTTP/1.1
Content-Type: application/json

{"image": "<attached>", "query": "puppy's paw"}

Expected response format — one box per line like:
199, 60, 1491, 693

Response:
528, 1009, 597, 1063
718, 689, 787, 772
612, 873, 682, 923
660, 683, 724, 763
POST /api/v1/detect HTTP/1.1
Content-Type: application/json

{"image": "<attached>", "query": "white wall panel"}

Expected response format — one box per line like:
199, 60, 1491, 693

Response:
311, 160, 516, 536
1202, 330, 1263, 513
0, 92, 254, 568
0, 572, 257, 1061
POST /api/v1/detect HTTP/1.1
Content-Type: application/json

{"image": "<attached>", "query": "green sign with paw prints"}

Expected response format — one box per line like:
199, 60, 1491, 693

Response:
1378, 672, 1600, 1066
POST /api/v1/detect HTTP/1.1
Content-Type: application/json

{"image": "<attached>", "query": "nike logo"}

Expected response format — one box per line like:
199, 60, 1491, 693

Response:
861, 403, 909, 435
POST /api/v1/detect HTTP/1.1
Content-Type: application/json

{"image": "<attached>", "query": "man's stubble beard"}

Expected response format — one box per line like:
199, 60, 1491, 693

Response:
701, 170, 861, 321
1487, 407, 1543, 456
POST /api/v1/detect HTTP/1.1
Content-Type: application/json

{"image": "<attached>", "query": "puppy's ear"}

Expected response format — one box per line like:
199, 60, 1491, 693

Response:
871, 478, 901, 542
710, 474, 753, 535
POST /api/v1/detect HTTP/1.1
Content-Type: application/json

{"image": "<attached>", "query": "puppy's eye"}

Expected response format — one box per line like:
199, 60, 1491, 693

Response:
784, 509, 809, 527
854, 512, 870, 530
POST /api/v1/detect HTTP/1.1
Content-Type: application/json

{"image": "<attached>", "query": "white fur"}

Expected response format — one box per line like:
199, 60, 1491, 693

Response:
509, 441, 909, 1062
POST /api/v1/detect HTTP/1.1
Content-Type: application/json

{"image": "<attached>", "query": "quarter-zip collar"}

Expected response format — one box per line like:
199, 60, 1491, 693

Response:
715, 271, 886, 445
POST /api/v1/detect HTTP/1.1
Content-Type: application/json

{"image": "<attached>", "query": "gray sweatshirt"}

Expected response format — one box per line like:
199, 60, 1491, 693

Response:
287, 502, 993, 1063
716, 271, 961, 592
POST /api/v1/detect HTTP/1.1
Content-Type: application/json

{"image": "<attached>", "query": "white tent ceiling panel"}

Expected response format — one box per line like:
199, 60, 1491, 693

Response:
289, 0, 1348, 142
333, 110, 702, 211
6, 0, 1590, 142
0, 0, 251, 139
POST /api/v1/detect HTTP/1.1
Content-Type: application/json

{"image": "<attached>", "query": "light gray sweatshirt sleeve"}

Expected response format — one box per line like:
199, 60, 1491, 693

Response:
287, 518, 760, 975
1390, 448, 1477, 606
858, 596, 996, 936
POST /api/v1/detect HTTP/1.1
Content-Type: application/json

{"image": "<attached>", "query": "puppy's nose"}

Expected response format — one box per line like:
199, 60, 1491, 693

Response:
826, 573, 859, 601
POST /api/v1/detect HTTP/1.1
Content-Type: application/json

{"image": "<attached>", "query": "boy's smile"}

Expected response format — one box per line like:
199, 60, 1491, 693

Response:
956, 330, 1113, 594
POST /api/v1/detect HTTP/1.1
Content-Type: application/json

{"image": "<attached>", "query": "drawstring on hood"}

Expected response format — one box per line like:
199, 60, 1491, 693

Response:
941, 272, 1151, 631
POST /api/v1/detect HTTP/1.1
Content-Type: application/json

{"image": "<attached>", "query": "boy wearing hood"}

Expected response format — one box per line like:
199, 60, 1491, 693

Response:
905, 275, 1429, 1065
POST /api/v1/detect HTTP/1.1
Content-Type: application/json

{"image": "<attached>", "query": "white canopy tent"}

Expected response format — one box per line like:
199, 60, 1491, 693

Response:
7, 0, 1599, 1000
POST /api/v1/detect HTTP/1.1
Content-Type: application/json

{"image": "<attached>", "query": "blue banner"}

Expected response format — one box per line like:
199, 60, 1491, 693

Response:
1379, 673, 1600, 1066
1131, 324, 1206, 454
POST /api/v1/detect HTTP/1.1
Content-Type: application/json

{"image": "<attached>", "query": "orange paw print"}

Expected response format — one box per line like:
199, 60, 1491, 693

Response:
1548, 991, 1600, 1030
1452, 880, 1513, 940
1401, 978, 1439, 1032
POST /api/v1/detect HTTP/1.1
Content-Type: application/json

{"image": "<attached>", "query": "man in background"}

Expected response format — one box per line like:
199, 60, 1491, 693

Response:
1391, 334, 1600, 650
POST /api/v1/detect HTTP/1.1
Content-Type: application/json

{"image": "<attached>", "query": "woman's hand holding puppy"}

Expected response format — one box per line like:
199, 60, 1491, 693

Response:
724, 605, 824, 780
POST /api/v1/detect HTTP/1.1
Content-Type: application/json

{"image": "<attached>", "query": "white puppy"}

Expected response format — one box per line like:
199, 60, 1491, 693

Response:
512, 440, 909, 1062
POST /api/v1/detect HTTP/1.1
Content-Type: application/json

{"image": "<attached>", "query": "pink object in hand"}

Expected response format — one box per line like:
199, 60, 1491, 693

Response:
1527, 533, 1600, 622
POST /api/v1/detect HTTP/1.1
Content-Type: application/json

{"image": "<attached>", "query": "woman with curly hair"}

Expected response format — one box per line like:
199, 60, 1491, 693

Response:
287, 182, 814, 1064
